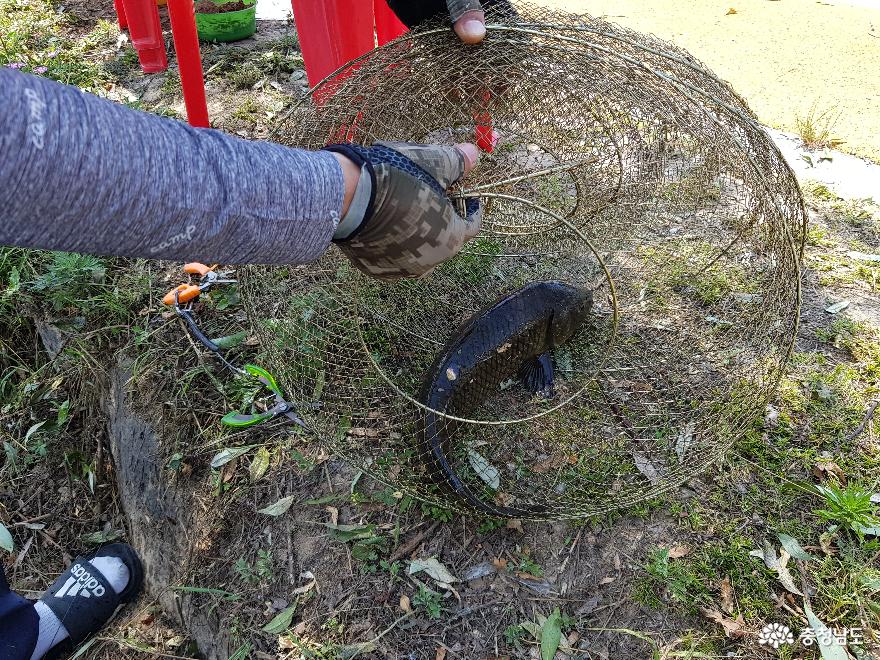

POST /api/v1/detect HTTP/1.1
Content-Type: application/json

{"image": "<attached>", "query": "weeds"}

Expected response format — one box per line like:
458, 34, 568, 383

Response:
811, 483, 880, 540
795, 103, 844, 151
234, 549, 274, 585
28, 252, 107, 311
412, 585, 444, 619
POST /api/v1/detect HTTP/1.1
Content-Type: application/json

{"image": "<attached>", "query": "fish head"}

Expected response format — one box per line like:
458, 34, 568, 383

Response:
550, 285, 593, 345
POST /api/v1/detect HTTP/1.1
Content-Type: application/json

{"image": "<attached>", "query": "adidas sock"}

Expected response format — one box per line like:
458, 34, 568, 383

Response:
29, 556, 130, 660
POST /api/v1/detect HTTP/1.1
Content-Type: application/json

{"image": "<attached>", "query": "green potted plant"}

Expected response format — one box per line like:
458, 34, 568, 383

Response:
194, 0, 256, 43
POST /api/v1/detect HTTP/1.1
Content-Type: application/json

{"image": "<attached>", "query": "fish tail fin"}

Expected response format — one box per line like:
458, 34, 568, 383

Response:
518, 352, 555, 399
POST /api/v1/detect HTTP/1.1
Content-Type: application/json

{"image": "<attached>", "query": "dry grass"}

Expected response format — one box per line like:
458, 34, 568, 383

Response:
795, 103, 845, 151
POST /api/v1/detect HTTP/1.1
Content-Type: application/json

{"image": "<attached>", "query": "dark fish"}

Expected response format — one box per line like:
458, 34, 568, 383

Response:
420, 280, 593, 517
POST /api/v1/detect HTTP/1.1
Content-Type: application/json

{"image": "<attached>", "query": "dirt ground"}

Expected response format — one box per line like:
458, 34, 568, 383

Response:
543, 0, 880, 163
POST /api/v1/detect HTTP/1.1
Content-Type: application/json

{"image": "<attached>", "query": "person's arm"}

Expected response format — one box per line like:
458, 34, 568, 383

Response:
0, 69, 346, 264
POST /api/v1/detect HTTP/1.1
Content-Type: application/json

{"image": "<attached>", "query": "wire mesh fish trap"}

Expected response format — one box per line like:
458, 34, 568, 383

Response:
245, 3, 805, 519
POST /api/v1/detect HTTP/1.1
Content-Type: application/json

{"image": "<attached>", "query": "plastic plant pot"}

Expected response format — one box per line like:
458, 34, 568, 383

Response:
195, 0, 256, 43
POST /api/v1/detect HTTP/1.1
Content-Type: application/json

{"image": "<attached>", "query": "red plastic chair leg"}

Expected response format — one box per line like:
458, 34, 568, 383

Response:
374, 0, 407, 45
290, 0, 376, 89
167, 0, 210, 127
113, 0, 128, 30
120, 0, 167, 73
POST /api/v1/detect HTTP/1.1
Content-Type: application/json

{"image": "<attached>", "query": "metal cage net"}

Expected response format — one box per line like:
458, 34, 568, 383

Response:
243, 3, 805, 519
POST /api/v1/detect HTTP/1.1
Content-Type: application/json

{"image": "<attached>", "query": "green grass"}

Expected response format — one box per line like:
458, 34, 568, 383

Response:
0, 0, 119, 91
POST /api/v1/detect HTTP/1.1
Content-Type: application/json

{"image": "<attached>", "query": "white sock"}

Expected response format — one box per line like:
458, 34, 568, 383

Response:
30, 556, 130, 660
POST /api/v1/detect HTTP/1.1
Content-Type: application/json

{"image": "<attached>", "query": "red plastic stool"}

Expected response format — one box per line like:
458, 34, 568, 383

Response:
119, 0, 167, 73
167, 0, 210, 127
112, 0, 405, 128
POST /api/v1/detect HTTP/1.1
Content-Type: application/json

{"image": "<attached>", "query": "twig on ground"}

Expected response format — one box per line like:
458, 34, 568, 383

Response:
557, 527, 582, 577
845, 399, 878, 443
389, 521, 439, 562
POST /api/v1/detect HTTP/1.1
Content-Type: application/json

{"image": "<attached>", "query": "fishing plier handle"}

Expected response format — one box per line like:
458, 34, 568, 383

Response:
222, 364, 306, 429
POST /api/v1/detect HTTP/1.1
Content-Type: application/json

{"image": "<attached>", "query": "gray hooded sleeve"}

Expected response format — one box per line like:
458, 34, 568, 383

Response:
0, 69, 343, 264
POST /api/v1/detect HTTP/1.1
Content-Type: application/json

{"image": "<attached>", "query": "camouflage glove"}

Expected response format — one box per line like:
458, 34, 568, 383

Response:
324, 141, 481, 281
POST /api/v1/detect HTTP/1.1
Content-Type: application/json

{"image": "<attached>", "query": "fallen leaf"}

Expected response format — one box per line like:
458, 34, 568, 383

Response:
409, 557, 459, 585
748, 540, 803, 595
813, 461, 846, 484
599, 576, 616, 585
726, 7, 737, 14
262, 604, 297, 634
400, 594, 412, 613
667, 545, 690, 559
804, 602, 850, 660
700, 607, 745, 637
719, 576, 735, 614
777, 532, 815, 561
249, 447, 271, 482
541, 608, 562, 660
0, 524, 12, 553
492, 557, 508, 572
819, 530, 836, 556
211, 445, 257, 469
435, 647, 447, 660
468, 449, 500, 490
633, 450, 662, 485
326, 506, 339, 526
257, 495, 295, 517
825, 300, 850, 314
506, 519, 523, 533
675, 422, 696, 464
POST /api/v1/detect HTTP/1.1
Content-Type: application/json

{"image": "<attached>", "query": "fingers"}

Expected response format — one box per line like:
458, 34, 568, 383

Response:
453, 9, 486, 44
460, 197, 482, 240
455, 143, 480, 176
377, 141, 479, 189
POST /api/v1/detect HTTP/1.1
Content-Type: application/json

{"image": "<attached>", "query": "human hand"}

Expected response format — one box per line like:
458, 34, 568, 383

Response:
327, 142, 481, 281
386, 0, 498, 44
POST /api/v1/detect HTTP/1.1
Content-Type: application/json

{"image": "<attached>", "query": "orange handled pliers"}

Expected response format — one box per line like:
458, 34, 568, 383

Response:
162, 263, 236, 306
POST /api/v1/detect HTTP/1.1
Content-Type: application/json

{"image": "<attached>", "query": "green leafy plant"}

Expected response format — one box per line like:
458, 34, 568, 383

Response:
643, 547, 706, 606
234, 549, 273, 585
513, 555, 544, 577
813, 483, 880, 540
503, 624, 526, 649
29, 252, 106, 311
412, 585, 443, 619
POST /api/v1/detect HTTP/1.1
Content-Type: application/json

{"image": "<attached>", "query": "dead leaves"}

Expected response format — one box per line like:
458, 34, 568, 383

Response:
666, 545, 690, 559
749, 539, 803, 595
700, 607, 746, 638
813, 460, 847, 484
719, 576, 735, 614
